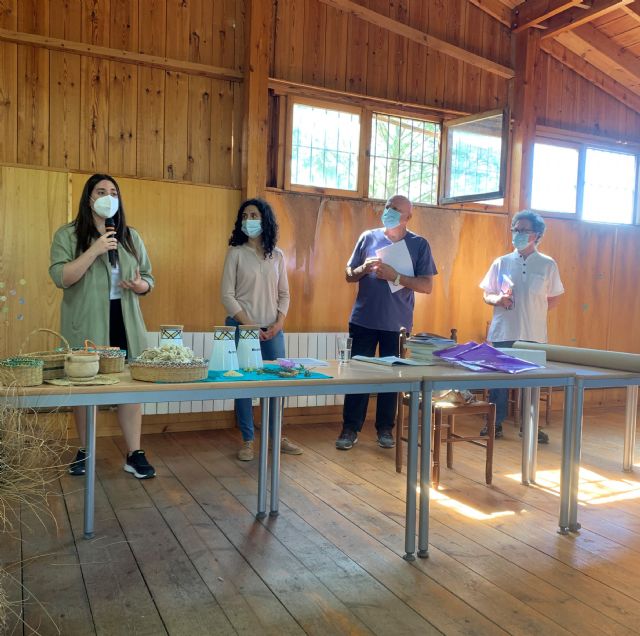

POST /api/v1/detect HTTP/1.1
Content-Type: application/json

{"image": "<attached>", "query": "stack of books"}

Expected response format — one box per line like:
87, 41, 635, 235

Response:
405, 333, 456, 364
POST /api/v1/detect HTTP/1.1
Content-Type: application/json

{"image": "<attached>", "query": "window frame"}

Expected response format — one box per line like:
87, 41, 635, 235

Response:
438, 108, 509, 205
284, 96, 367, 198
532, 129, 640, 225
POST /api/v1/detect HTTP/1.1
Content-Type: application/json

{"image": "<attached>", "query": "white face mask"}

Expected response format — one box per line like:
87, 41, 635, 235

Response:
92, 195, 119, 219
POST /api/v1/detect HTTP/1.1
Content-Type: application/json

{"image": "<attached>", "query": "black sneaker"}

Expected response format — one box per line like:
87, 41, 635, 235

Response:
68, 449, 86, 476
336, 429, 358, 450
124, 450, 156, 479
377, 429, 395, 448
480, 425, 503, 439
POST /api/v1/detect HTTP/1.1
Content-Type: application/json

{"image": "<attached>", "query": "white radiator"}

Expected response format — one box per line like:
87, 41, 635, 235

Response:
142, 332, 348, 415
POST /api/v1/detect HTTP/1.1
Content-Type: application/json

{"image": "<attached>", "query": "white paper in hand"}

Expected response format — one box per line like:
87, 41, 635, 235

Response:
376, 240, 414, 293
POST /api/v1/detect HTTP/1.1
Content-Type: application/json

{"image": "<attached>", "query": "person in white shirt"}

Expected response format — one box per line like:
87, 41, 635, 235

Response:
479, 210, 564, 443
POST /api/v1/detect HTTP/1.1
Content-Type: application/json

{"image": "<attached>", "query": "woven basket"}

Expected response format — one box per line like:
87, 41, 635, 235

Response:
129, 360, 208, 383
20, 328, 71, 379
84, 340, 127, 374
0, 357, 44, 387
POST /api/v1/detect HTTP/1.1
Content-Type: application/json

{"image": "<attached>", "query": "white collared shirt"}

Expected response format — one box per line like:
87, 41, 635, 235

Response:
480, 249, 564, 343
109, 263, 122, 300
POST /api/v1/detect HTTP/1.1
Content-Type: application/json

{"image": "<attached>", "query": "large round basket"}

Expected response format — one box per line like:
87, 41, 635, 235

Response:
0, 357, 44, 387
129, 360, 208, 383
20, 328, 71, 379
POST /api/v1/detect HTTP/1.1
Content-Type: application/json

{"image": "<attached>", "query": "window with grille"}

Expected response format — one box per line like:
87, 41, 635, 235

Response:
368, 113, 441, 204
287, 101, 362, 194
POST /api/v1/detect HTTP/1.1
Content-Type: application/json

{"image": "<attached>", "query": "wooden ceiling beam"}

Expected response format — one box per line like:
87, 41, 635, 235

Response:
540, 37, 640, 112
512, 0, 590, 33
467, 0, 512, 27
540, 0, 633, 39
316, 0, 514, 78
573, 22, 640, 82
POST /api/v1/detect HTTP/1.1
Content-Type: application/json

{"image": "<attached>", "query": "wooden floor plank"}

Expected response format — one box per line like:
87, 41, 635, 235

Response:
20, 479, 95, 635
115, 436, 305, 636
58, 469, 167, 636
8, 404, 640, 636
286, 426, 640, 635
0, 511, 24, 636
97, 438, 236, 636
143, 433, 379, 636
169, 431, 441, 636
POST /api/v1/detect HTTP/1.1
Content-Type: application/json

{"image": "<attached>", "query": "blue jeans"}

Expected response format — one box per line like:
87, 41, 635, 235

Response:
342, 322, 400, 433
225, 317, 286, 441
488, 340, 516, 428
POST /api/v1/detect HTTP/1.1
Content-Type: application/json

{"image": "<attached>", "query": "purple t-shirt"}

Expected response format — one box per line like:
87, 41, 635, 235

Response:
348, 228, 437, 332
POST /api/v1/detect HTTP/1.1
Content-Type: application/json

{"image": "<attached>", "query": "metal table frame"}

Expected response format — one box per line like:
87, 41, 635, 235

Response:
9, 367, 425, 559
416, 369, 576, 558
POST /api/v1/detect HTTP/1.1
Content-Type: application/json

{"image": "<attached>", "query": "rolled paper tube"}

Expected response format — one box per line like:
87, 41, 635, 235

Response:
514, 342, 640, 373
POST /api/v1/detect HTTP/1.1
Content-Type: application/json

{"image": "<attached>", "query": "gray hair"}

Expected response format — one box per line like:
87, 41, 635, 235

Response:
512, 210, 546, 243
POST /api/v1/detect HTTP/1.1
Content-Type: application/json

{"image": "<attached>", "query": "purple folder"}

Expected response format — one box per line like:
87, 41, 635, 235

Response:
434, 341, 542, 374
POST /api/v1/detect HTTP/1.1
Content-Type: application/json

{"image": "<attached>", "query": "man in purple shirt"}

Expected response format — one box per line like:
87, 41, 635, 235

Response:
336, 195, 438, 450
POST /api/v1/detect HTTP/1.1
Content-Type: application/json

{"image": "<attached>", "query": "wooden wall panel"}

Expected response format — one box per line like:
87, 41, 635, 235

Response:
109, 0, 138, 51
18, 0, 49, 35
79, 56, 109, 171
0, 167, 68, 357
137, 0, 165, 55
163, 71, 189, 180
108, 61, 138, 175
302, 0, 326, 87
386, 0, 407, 102
0, 41, 18, 163
405, 0, 426, 104
17, 45, 49, 166
49, 0, 82, 39
190, 0, 214, 64
82, 0, 111, 46
49, 51, 81, 169
136, 66, 165, 179
323, 4, 348, 91
165, 0, 190, 60
345, 3, 368, 94
210, 79, 234, 186
365, 0, 388, 98
186, 75, 212, 184
273, 0, 305, 83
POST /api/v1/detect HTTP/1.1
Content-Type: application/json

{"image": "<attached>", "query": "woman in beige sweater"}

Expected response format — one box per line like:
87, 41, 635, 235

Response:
221, 198, 302, 460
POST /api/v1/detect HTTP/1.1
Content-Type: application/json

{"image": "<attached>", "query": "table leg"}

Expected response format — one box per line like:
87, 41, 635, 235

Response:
530, 387, 541, 483
269, 397, 283, 516
256, 398, 270, 520
418, 384, 433, 559
83, 405, 97, 539
521, 388, 532, 485
403, 389, 419, 561
558, 383, 575, 534
623, 385, 638, 472
569, 380, 583, 533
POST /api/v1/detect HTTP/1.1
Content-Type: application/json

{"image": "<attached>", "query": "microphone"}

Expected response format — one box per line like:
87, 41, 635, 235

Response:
104, 217, 118, 268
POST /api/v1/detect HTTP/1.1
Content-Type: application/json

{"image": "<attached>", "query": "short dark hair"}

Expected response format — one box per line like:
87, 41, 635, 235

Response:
228, 198, 279, 259
512, 210, 546, 243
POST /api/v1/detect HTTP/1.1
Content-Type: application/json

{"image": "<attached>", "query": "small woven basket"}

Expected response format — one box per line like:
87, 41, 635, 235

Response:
129, 360, 208, 383
0, 357, 44, 387
84, 340, 127, 374
20, 328, 71, 379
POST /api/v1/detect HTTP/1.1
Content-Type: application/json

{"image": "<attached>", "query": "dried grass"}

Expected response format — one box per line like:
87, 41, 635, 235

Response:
0, 382, 69, 632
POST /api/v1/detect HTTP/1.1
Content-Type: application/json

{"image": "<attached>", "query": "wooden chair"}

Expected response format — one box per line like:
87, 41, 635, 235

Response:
394, 328, 496, 489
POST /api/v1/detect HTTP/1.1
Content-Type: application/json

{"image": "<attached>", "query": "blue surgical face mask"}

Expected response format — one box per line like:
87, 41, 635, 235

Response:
242, 219, 262, 238
381, 207, 402, 229
512, 231, 532, 251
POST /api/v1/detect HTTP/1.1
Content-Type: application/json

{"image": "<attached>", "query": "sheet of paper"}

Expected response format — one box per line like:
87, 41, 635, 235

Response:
376, 240, 414, 293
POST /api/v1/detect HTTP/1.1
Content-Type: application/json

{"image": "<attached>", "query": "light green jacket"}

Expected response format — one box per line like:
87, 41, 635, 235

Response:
49, 223, 154, 358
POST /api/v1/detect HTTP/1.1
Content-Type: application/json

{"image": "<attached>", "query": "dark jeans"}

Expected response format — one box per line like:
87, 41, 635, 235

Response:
225, 316, 285, 441
488, 340, 516, 427
342, 322, 400, 434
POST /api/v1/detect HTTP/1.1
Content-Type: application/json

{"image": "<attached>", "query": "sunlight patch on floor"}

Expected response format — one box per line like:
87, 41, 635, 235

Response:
507, 468, 640, 505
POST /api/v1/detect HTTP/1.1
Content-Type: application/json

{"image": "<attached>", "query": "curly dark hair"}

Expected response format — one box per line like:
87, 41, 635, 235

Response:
228, 198, 279, 259
73, 173, 139, 261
